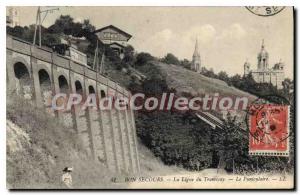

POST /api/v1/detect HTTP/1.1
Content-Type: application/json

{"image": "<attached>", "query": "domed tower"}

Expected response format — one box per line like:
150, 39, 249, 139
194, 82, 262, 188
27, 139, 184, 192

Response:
257, 39, 269, 70
273, 59, 285, 71
244, 59, 251, 76
191, 39, 201, 73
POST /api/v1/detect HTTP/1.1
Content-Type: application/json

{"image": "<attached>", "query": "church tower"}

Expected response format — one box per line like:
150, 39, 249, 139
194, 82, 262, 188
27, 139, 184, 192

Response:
191, 39, 201, 73
257, 39, 269, 70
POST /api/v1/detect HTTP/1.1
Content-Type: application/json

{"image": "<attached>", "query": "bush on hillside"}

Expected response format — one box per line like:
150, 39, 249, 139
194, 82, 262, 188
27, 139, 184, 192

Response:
180, 59, 191, 69
135, 52, 154, 66
135, 111, 213, 170
161, 53, 180, 65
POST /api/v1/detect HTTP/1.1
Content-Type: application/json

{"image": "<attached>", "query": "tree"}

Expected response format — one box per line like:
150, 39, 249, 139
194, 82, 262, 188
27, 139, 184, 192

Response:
239, 74, 257, 92
22, 25, 35, 42
218, 71, 229, 83
7, 26, 24, 38
140, 64, 167, 95
201, 67, 217, 78
122, 45, 135, 66
7, 25, 57, 46
42, 33, 61, 46
82, 19, 95, 34
47, 15, 96, 39
180, 59, 191, 69
135, 111, 212, 170
48, 15, 74, 35
162, 53, 180, 65
282, 78, 293, 95
135, 52, 154, 66
229, 74, 242, 88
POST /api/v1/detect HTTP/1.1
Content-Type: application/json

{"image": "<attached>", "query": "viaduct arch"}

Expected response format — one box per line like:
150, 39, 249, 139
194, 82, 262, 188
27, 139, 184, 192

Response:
7, 36, 140, 173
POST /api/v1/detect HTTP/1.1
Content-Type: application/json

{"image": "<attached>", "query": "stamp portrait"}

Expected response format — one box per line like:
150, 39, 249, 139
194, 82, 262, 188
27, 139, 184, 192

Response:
248, 104, 290, 156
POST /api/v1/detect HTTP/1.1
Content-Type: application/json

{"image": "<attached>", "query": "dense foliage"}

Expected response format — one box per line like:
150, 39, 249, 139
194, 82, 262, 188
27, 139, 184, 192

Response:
161, 53, 180, 65
9, 15, 139, 74
200, 67, 294, 100
135, 52, 155, 66
135, 111, 213, 170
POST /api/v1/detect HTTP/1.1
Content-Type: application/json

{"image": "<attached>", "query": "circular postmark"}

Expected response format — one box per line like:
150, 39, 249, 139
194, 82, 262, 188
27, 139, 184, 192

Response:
245, 6, 285, 17
245, 95, 290, 147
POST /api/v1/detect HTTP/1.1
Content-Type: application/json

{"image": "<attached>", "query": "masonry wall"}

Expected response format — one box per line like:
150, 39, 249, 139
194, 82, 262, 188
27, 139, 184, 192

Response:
6, 36, 140, 173
251, 70, 284, 89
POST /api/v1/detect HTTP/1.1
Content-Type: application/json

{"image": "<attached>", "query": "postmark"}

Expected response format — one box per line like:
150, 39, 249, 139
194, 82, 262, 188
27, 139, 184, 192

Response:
245, 6, 285, 17
246, 95, 290, 156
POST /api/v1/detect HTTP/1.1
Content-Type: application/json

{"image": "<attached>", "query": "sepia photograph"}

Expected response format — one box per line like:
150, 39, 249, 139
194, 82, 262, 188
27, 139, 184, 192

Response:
5, 5, 295, 190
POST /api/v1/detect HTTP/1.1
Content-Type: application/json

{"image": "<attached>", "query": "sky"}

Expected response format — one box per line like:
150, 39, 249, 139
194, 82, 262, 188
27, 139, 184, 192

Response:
8, 6, 294, 79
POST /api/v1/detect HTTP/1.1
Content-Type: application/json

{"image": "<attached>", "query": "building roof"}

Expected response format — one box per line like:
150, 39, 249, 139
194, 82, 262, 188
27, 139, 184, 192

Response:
193, 39, 200, 58
109, 42, 126, 48
258, 39, 269, 58
94, 25, 132, 40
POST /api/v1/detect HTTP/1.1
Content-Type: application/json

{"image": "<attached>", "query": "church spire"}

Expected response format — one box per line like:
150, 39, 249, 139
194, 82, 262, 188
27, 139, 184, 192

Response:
261, 39, 265, 49
193, 38, 200, 57
191, 38, 201, 72
257, 38, 269, 70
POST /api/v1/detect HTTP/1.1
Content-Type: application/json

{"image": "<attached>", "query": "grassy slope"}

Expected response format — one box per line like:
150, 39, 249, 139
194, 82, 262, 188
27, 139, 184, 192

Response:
155, 62, 256, 101
138, 141, 185, 176
106, 67, 132, 88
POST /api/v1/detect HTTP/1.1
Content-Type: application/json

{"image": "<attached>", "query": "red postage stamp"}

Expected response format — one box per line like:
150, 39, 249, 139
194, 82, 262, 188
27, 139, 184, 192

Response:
249, 104, 290, 156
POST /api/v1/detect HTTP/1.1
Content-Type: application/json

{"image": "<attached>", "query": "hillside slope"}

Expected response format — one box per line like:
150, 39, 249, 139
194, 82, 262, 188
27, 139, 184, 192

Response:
7, 94, 182, 189
155, 62, 256, 101
6, 96, 117, 189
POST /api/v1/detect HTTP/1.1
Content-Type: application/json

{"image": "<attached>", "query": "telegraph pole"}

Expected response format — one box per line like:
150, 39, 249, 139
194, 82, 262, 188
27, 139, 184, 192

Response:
33, 6, 59, 46
93, 40, 99, 70
38, 8, 42, 46
32, 7, 40, 46
93, 40, 106, 74
99, 47, 105, 74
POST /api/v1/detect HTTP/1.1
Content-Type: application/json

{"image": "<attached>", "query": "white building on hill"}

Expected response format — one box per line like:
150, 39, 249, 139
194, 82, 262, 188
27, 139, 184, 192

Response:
244, 40, 285, 89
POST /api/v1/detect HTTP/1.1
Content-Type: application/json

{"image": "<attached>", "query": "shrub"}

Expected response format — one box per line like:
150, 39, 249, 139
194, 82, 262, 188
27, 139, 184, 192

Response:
135, 52, 154, 66
161, 53, 180, 65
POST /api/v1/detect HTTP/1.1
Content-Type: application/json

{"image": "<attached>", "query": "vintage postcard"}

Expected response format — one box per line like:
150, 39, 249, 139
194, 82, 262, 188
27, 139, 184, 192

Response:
6, 6, 295, 189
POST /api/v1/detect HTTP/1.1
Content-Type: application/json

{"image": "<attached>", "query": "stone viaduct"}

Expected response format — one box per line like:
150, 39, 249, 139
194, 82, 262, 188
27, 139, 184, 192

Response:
6, 36, 140, 173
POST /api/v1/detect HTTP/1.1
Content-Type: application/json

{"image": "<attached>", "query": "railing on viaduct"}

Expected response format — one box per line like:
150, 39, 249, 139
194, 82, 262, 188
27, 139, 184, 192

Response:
6, 35, 140, 173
